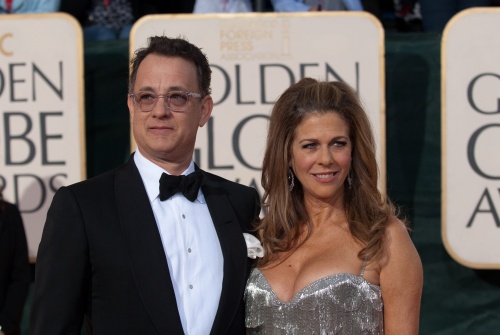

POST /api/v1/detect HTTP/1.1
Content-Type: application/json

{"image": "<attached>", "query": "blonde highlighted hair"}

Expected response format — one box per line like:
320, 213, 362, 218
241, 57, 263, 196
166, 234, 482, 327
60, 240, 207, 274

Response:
257, 78, 403, 266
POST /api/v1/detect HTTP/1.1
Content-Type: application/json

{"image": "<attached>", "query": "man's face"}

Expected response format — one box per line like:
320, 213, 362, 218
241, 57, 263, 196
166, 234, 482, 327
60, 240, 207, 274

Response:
128, 54, 212, 168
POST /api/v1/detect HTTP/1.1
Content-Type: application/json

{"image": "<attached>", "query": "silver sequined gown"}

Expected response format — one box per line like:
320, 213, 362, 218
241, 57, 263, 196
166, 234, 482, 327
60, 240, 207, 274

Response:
244, 265, 383, 334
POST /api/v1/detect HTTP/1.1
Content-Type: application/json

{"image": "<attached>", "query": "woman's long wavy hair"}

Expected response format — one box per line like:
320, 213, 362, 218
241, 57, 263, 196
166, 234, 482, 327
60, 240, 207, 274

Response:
257, 78, 402, 266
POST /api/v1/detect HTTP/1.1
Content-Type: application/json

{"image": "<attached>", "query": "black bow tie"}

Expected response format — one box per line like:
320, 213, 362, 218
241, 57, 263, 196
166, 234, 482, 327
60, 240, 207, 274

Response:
159, 170, 203, 202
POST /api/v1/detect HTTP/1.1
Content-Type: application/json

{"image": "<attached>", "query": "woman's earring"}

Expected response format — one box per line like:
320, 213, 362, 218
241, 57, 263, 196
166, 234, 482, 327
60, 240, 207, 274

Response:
288, 168, 295, 192
347, 173, 352, 190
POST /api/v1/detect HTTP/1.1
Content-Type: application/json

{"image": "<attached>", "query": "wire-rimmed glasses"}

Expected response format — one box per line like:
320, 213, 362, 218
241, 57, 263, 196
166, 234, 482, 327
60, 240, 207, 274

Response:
129, 90, 202, 112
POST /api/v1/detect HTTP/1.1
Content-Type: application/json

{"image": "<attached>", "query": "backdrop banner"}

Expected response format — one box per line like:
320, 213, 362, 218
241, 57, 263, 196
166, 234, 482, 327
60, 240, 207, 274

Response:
442, 8, 500, 269
130, 12, 385, 200
0, 13, 85, 260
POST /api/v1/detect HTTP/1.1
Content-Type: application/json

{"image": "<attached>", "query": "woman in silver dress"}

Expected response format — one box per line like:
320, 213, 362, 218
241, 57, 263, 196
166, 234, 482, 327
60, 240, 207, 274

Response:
245, 78, 423, 334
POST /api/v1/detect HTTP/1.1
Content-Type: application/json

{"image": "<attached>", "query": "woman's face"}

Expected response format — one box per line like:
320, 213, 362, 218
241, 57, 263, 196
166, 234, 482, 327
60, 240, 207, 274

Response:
290, 112, 352, 204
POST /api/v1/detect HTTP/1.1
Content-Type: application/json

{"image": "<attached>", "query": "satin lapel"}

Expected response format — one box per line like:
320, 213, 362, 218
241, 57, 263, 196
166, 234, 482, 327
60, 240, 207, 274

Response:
201, 172, 248, 335
115, 158, 184, 334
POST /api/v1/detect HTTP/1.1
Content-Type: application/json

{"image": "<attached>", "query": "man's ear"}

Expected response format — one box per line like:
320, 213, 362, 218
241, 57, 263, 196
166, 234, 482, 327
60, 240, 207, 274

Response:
199, 95, 213, 127
127, 95, 135, 123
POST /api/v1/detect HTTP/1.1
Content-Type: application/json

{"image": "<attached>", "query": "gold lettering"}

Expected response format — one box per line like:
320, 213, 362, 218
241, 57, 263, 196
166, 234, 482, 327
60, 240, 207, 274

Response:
0, 33, 14, 56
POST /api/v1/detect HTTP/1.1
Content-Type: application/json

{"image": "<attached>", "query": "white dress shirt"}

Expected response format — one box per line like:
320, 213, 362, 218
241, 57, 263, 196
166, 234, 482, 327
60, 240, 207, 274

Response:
134, 150, 223, 335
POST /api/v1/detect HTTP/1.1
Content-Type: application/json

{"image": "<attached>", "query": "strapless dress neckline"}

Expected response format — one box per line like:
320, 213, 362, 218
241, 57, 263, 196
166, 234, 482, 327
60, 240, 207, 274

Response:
253, 268, 381, 304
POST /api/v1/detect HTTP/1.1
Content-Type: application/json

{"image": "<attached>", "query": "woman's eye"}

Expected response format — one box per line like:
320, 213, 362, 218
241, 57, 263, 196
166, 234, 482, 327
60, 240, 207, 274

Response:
333, 141, 347, 147
303, 143, 317, 149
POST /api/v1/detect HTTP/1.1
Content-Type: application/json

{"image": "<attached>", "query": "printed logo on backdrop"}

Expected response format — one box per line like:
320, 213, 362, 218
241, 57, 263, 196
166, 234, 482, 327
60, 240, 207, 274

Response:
0, 14, 85, 260
442, 8, 500, 269
130, 12, 385, 201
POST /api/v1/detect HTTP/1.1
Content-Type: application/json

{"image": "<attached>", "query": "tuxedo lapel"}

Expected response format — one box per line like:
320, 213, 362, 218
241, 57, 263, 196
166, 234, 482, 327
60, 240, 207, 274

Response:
115, 157, 184, 334
201, 172, 248, 335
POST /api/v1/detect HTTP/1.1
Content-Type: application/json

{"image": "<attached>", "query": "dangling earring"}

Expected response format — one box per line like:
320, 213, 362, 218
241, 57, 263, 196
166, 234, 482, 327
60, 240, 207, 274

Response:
288, 168, 295, 192
347, 173, 352, 190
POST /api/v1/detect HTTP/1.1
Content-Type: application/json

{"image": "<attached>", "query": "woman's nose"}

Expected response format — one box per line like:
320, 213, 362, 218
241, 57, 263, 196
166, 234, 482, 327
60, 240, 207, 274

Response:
319, 147, 333, 165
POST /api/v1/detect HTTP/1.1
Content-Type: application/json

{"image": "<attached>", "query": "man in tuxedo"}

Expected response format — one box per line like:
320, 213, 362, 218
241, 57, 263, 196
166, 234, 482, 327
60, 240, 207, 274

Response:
30, 36, 261, 335
0, 194, 30, 335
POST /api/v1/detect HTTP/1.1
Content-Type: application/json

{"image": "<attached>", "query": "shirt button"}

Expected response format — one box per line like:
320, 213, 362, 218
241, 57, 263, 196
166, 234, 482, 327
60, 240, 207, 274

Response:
187, 248, 192, 253
189, 284, 193, 289
182, 214, 186, 219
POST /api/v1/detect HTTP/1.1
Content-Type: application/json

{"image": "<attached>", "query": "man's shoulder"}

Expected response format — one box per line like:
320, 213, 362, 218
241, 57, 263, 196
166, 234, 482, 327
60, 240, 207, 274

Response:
70, 167, 118, 189
65, 158, 135, 192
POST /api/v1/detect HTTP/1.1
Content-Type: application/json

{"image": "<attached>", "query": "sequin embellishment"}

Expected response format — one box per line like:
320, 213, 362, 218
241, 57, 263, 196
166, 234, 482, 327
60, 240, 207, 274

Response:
245, 268, 383, 334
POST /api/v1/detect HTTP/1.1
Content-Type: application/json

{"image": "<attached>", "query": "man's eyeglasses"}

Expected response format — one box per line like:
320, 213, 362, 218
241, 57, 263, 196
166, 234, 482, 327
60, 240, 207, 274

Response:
129, 91, 202, 112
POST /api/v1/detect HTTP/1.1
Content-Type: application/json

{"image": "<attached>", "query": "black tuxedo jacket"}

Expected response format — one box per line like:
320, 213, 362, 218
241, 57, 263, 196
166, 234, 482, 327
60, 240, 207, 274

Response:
30, 155, 260, 334
0, 200, 30, 335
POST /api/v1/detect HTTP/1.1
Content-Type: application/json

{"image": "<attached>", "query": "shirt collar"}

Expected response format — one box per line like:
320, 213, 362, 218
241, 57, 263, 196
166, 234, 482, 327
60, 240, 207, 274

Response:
134, 149, 203, 203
